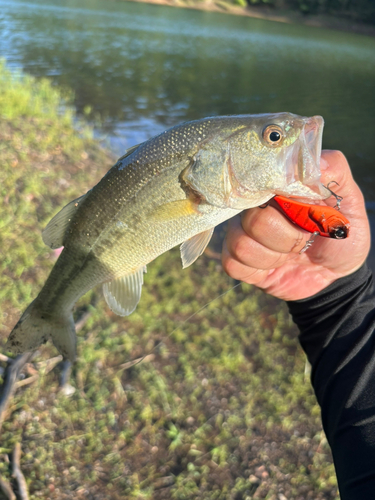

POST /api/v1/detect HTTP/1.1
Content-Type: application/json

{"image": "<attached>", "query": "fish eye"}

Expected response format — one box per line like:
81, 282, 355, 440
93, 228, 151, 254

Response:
263, 125, 284, 147
329, 226, 348, 239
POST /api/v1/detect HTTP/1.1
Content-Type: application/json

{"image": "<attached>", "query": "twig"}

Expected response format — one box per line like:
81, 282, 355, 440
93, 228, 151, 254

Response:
12, 443, 29, 500
35, 355, 63, 373
119, 354, 155, 370
24, 364, 38, 376
14, 375, 39, 389
14, 356, 64, 390
0, 353, 62, 429
75, 310, 92, 333
0, 474, 16, 500
0, 354, 11, 363
0, 353, 33, 431
153, 476, 175, 490
204, 247, 222, 261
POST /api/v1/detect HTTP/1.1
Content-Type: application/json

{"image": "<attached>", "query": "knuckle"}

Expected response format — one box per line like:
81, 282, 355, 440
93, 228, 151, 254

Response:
221, 254, 238, 278
232, 236, 251, 264
323, 149, 347, 165
331, 150, 347, 164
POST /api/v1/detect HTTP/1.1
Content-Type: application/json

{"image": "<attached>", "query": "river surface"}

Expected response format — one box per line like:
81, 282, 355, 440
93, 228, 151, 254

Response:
1, 0, 375, 259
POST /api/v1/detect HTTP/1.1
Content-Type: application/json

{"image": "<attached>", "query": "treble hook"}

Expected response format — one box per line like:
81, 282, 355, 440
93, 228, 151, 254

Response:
300, 231, 319, 254
324, 181, 343, 210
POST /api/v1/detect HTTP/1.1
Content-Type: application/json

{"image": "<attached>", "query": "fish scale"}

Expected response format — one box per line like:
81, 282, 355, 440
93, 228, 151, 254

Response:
6, 113, 327, 361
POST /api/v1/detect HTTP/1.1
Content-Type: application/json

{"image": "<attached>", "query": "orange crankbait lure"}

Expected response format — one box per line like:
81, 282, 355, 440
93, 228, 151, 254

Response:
273, 195, 350, 240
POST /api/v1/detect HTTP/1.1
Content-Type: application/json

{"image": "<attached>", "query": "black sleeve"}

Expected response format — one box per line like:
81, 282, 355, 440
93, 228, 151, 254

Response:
287, 264, 375, 500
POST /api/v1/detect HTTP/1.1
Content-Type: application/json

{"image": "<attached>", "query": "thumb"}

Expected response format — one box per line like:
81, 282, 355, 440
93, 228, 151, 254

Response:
318, 150, 370, 273
320, 150, 364, 212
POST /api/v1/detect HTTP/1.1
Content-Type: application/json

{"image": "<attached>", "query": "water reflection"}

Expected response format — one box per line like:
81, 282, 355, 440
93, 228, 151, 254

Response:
0, 0, 375, 196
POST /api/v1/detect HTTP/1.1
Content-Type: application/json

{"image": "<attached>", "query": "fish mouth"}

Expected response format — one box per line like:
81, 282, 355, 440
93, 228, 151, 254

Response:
298, 115, 324, 192
303, 116, 324, 167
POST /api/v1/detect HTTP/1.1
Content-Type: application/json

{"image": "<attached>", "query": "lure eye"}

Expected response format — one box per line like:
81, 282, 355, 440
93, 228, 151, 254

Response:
329, 226, 348, 239
263, 125, 284, 146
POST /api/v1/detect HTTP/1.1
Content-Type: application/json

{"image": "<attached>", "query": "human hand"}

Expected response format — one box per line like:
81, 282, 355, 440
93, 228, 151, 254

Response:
222, 151, 371, 301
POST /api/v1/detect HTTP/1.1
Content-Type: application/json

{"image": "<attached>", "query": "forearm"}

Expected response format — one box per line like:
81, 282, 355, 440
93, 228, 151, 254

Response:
287, 264, 375, 500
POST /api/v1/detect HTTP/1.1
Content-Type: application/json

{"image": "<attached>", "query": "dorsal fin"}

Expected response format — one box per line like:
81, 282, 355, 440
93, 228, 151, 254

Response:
42, 193, 88, 249
117, 143, 143, 163
103, 266, 147, 316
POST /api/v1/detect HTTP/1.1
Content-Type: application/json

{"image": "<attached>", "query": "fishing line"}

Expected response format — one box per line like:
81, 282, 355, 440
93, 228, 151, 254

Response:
128, 280, 243, 370
122, 260, 263, 371
75, 233, 270, 391
79, 278, 244, 390
76, 217, 265, 390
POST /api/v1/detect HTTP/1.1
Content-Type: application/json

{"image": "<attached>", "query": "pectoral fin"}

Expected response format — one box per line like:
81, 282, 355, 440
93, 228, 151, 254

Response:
180, 228, 214, 269
103, 266, 147, 316
42, 193, 88, 249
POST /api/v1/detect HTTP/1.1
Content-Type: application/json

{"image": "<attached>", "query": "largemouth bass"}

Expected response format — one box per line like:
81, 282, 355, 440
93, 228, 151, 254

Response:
6, 113, 326, 362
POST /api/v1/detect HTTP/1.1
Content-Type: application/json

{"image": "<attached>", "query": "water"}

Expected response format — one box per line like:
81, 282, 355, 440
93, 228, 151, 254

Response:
1, 0, 375, 259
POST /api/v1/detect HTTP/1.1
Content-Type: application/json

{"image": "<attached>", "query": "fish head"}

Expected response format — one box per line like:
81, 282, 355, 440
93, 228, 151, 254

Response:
183, 113, 326, 210
226, 112, 327, 208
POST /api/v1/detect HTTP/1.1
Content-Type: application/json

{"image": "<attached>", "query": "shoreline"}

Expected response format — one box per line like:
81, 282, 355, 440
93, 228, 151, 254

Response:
125, 0, 375, 37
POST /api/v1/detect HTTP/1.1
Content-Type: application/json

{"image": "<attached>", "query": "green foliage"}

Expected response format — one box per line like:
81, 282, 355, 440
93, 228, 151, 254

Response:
247, 0, 275, 5
0, 61, 339, 499
288, 0, 375, 22
211, 0, 375, 23
217, 0, 275, 7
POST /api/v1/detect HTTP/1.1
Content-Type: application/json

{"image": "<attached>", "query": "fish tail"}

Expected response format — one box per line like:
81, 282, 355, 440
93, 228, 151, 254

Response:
6, 300, 76, 362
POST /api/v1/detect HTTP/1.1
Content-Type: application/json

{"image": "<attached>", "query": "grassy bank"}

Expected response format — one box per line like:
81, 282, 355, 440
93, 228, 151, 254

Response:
125, 0, 375, 37
0, 62, 338, 499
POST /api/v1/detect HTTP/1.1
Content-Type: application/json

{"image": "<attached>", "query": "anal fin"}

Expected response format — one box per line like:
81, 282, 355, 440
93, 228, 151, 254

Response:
180, 228, 214, 269
103, 266, 147, 316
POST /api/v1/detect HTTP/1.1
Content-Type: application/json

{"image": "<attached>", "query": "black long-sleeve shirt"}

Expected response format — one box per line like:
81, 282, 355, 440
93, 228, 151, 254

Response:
287, 264, 375, 500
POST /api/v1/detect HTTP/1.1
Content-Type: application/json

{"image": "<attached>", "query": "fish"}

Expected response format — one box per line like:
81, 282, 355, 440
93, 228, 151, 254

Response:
273, 195, 350, 239
6, 113, 327, 362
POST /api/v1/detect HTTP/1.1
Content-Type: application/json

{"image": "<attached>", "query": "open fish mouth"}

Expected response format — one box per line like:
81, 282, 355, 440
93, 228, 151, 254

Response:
301, 115, 324, 186
283, 114, 325, 198
304, 116, 324, 166
298, 116, 327, 194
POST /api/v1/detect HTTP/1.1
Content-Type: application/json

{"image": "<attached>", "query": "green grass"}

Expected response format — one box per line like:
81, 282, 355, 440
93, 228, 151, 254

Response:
0, 61, 338, 499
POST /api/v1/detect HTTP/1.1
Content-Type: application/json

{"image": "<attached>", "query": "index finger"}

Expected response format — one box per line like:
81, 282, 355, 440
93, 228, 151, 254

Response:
239, 204, 309, 255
